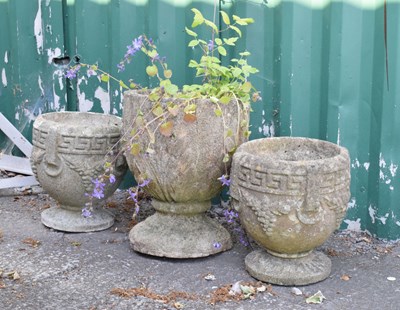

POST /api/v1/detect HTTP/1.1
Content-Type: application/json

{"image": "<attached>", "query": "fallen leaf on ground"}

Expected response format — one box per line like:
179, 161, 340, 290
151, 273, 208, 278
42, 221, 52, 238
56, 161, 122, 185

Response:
204, 273, 216, 281
70, 241, 82, 247
340, 274, 351, 281
306, 291, 326, 304
174, 302, 184, 309
0, 281, 5, 289
6, 271, 20, 281
240, 285, 256, 299
22, 238, 40, 248
110, 287, 198, 306
291, 287, 302, 296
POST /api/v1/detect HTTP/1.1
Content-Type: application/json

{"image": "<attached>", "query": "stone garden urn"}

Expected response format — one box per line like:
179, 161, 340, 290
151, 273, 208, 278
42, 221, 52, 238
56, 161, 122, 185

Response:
31, 112, 127, 232
230, 137, 350, 285
123, 90, 248, 258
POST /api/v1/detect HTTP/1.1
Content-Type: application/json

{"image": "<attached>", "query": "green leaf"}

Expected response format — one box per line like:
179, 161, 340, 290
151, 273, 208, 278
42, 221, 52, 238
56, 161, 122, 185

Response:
163, 69, 172, 79
164, 83, 178, 96
214, 108, 223, 117
215, 38, 223, 46
242, 18, 255, 24
232, 67, 242, 78
220, 11, 231, 25
146, 65, 158, 77
100, 74, 109, 82
239, 51, 251, 57
119, 80, 129, 89
243, 130, 251, 138
222, 154, 230, 163
130, 143, 140, 156
188, 39, 199, 47
184, 103, 197, 113
220, 95, 231, 104
136, 115, 144, 127
168, 104, 179, 116
188, 60, 199, 68
229, 25, 242, 37
204, 19, 218, 33
242, 81, 252, 93
223, 37, 238, 46
159, 121, 174, 137
235, 19, 248, 26
217, 46, 227, 56
185, 27, 198, 37
191, 8, 204, 27
147, 49, 158, 58
152, 106, 164, 117
226, 128, 233, 137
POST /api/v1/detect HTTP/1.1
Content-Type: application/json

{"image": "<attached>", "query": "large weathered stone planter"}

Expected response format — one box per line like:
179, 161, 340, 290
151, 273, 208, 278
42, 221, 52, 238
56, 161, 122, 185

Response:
123, 90, 248, 258
31, 112, 127, 232
230, 137, 350, 285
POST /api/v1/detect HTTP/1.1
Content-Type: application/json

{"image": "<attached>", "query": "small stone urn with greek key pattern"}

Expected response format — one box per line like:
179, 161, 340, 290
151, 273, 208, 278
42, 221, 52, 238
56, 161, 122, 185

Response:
230, 137, 350, 285
31, 112, 127, 232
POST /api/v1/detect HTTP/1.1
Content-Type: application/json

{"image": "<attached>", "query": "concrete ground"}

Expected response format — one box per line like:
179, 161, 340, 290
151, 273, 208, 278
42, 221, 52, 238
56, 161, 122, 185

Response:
0, 189, 400, 310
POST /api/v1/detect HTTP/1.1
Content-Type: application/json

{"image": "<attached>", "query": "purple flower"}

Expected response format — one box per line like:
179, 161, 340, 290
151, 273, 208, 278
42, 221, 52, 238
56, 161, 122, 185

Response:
65, 65, 81, 79
218, 175, 231, 187
82, 208, 92, 218
109, 174, 116, 184
132, 36, 143, 50
135, 205, 140, 215
213, 242, 222, 249
128, 189, 138, 203
92, 178, 106, 190
92, 188, 104, 199
138, 179, 151, 188
117, 62, 125, 72
207, 40, 214, 52
224, 209, 238, 223
151, 53, 160, 62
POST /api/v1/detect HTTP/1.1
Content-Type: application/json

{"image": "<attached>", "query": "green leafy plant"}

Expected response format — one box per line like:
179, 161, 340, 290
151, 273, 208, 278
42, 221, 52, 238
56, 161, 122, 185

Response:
66, 8, 261, 218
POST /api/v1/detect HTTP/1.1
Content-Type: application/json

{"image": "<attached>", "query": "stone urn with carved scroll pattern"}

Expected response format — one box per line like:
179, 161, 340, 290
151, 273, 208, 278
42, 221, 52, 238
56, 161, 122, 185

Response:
230, 137, 350, 285
31, 112, 127, 232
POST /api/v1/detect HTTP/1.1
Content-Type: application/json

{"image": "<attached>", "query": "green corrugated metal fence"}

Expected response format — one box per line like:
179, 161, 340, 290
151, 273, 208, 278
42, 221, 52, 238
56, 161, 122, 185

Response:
1, 0, 400, 239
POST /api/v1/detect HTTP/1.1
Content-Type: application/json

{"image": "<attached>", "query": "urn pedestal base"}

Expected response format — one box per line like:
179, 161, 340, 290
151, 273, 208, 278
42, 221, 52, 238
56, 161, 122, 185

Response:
245, 249, 332, 286
41, 206, 114, 232
129, 203, 232, 258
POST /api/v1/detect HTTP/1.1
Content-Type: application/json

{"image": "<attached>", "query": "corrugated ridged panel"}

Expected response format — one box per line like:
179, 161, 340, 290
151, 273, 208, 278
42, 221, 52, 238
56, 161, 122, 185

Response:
231, 0, 400, 239
1, 0, 400, 239
0, 0, 67, 152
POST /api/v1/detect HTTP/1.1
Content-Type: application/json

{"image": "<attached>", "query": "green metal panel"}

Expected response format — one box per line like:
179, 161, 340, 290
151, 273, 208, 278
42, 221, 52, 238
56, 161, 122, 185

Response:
3, 0, 400, 239
229, 0, 400, 239
63, 0, 216, 114
0, 0, 67, 153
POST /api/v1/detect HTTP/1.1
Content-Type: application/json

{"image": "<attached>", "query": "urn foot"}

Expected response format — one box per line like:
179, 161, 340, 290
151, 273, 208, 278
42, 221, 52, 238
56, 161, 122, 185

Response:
245, 249, 331, 286
41, 206, 114, 232
129, 211, 232, 258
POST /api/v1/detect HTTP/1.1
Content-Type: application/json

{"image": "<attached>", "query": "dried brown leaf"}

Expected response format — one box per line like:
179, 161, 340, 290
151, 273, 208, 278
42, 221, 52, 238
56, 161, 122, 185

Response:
183, 113, 197, 123
22, 238, 40, 248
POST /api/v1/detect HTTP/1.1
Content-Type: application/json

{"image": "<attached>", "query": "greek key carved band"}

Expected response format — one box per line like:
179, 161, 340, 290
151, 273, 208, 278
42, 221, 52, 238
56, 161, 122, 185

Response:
237, 163, 349, 195
33, 128, 120, 155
